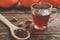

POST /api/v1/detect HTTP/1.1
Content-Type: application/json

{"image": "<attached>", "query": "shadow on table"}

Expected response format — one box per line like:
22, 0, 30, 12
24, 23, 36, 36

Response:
0, 6, 31, 12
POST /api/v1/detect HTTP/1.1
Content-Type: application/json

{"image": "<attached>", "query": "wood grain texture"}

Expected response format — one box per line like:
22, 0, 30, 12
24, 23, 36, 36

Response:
0, 11, 60, 40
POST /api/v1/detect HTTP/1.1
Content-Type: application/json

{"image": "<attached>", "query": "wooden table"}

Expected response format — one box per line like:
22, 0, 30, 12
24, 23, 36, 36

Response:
0, 7, 60, 40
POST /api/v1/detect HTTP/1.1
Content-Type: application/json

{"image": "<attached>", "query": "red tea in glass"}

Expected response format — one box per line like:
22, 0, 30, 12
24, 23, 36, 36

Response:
31, 2, 52, 30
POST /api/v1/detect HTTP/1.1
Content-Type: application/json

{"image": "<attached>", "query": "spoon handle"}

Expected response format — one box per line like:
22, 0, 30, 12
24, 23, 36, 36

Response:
0, 14, 17, 30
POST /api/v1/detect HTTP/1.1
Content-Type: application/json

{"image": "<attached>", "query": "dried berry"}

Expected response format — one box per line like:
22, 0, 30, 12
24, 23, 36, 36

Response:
11, 17, 17, 22
25, 20, 32, 24
14, 29, 28, 38
17, 22, 24, 27
17, 24, 23, 27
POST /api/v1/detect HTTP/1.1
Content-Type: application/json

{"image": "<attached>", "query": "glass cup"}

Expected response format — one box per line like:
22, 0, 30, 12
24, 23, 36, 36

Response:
31, 2, 53, 30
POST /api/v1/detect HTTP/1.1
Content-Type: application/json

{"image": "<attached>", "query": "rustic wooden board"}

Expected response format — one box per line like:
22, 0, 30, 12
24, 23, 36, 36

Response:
0, 11, 60, 40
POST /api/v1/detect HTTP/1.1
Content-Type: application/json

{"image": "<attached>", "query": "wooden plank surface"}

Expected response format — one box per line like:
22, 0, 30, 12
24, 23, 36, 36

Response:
0, 9, 60, 40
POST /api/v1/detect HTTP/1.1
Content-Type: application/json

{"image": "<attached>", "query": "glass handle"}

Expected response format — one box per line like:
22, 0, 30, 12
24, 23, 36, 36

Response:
49, 12, 59, 23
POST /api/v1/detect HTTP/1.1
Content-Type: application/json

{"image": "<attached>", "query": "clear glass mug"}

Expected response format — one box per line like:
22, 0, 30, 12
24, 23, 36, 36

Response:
31, 2, 55, 30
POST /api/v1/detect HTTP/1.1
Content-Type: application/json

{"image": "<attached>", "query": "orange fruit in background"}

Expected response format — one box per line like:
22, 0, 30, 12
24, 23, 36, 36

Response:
49, 0, 60, 8
0, 0, 18, 8
39, 0, 60, 8
39, 0, 49, 3
19, 0, 39, 7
